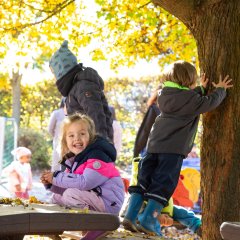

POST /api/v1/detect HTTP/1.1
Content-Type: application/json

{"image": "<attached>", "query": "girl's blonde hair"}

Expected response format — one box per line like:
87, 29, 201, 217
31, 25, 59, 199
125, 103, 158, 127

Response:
163, 60, 197, 87
60, 113, 96, 157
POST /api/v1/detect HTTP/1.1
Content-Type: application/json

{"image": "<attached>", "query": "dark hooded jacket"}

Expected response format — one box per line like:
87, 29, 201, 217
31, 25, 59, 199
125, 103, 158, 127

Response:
147, 85, 226, 157
133, 103, 160, 158
56, 64, 113, 141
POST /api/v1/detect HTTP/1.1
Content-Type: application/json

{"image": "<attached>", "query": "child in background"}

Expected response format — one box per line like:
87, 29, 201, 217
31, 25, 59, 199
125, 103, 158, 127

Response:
48, 97, 66, 171
108, 106, 123, 157
4, 147, 32, 199
123, 60, 233, 236
41, 113, 124, 240
133, 87, 160, 159
49, 40, 113, 142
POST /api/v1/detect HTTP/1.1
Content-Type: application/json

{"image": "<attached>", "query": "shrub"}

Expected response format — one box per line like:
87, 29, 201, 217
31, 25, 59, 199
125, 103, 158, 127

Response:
18, 128, 51, 170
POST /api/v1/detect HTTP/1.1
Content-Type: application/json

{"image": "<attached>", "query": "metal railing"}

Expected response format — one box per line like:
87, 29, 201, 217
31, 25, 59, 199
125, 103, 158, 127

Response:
0, 117, 18, 179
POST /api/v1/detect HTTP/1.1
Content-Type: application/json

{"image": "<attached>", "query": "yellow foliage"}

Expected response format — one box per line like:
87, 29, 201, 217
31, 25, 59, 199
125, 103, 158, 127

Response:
90, 48, 107, 61
0, 77, 10, 90
0, 0, 197, 81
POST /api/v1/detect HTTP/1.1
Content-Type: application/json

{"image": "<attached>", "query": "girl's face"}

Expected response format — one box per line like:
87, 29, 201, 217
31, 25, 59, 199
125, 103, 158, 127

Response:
66, 120, 90, 155
19, 154, 31, 164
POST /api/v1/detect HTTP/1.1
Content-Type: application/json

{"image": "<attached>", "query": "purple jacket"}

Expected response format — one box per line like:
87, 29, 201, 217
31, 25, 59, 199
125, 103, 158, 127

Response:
49, 137, 125, 215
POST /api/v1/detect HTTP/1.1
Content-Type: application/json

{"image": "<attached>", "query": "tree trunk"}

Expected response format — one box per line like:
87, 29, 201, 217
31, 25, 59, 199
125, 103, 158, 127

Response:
152, 1, 240, 239
191, 3, 240, 239
11, 70, 22, 126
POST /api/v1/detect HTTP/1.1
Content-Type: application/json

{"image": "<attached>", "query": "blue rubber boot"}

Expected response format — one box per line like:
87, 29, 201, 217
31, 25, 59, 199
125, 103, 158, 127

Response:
137, 211, 162, 236
122, 193, 144, 232
137, 199, 163, 236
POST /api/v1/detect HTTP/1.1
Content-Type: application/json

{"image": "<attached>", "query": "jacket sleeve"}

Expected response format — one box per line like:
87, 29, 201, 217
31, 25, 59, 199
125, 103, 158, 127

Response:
194, 86, 206, 96
75, 87, 113, 140
133, 105, 159, 157
48, 111, 57, 137
45, 184, 66, 195
52, 160, 114, 190
9, 171, 21, 186
112, 121, 122, 154
27, 164, 32, 190
192, 87, 226, 115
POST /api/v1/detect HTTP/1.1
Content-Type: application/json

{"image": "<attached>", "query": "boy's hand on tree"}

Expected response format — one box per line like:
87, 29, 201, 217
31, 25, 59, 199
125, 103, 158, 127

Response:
200, 73, 209, 88
212, 75, 233, 90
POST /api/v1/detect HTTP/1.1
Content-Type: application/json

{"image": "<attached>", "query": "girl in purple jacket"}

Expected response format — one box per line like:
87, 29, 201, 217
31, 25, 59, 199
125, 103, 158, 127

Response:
41, 113, 124, 240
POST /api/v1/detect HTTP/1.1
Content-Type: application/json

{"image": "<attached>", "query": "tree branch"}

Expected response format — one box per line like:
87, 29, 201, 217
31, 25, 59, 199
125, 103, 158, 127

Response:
23, 2, 53, 13
151, 0, 224, 31
151, 0, 196, 23
3, 0, 75, 32
139, 1, 152, 9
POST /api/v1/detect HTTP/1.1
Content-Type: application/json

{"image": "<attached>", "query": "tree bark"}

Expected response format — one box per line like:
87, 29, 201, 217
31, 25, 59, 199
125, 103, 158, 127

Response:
152, 1, 240, 239
11, 70, 22, 126
192, 2, 240, 239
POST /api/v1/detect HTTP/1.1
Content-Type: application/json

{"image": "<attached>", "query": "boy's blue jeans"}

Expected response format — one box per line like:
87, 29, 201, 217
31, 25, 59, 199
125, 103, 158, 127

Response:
173, 205, 201, 232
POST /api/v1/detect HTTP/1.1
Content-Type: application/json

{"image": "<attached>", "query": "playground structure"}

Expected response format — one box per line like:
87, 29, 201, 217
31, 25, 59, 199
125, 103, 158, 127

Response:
0, 117, 18, 196
181, 157, 201, 213
0, 117, 18, 175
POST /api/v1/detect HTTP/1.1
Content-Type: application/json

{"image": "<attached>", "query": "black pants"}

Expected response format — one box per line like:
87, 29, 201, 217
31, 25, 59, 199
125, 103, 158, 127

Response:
129, 153, 184, 207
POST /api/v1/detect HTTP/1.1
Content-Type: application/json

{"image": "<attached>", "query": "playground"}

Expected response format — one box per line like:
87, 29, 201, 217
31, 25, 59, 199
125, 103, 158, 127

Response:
0, 1, 239, 239
1, 171, 202, 240
0, 118, 202, 239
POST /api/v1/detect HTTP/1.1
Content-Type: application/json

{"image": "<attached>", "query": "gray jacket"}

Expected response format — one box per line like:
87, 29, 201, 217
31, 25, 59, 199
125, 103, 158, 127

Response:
56, 64, 113, 141
147, 86, 226, 157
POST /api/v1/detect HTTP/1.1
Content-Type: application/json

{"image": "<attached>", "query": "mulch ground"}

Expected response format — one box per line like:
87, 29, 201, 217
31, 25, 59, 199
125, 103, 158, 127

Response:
24, 225, 201, 240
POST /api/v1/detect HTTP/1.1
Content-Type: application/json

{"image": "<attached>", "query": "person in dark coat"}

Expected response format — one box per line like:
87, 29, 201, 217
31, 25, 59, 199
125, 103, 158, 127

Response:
49, 40, 113, 141
133, 89, 160, 158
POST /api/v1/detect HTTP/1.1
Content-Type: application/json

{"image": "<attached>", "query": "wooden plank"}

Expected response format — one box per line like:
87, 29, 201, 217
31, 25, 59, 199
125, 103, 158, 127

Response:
0, 214, 29, 234
0, 204, 120, 236
29, 212, 120, 233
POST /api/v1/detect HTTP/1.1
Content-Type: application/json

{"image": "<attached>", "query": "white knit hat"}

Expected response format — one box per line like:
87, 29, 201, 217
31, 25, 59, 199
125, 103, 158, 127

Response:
11, 147, 32, 160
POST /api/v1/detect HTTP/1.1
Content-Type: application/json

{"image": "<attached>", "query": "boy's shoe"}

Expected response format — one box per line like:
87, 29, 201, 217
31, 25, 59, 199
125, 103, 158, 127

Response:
122, 193, 144, 232
196, 226, 202, 237
137, 199, 163, 236
136, 219, 162, 236
81, 231, 110, 240
122, 218, 139, 232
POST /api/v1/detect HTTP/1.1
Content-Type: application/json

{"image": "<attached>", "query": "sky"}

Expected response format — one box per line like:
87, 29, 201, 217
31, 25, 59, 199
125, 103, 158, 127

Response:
22, 52, 161, 85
